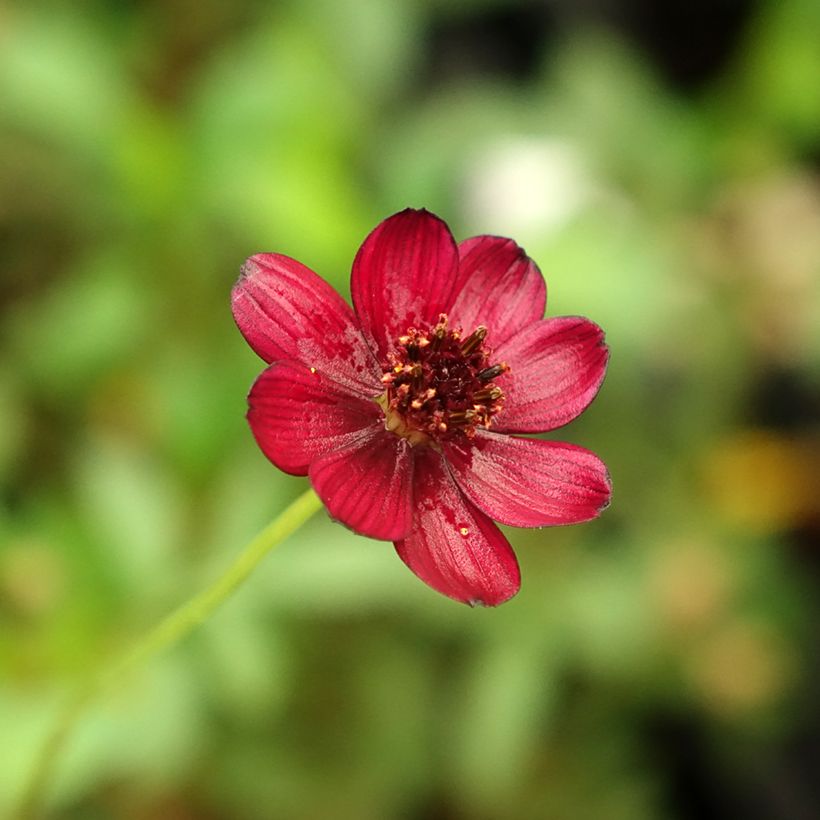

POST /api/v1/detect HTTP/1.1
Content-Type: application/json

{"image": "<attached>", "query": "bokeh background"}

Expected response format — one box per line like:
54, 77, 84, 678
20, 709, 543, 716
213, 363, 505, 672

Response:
2, 0, 819, 818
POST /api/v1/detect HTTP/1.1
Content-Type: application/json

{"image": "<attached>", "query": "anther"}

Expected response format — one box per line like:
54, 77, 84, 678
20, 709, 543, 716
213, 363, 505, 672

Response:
449, 409, 476, 425
431, 314, 449, 350
460, 325, 487, 355
473, 386, 503, 402
478, 363, 508, 382
473, 407, 493, 426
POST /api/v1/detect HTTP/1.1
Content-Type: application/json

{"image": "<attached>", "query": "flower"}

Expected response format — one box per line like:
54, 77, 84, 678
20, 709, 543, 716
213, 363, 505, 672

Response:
232, 208, 610, 606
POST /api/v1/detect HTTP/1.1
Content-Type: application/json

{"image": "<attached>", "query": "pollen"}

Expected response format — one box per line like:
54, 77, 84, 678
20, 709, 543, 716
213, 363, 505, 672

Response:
459, 527, 470, 536
377, 313, 509, 445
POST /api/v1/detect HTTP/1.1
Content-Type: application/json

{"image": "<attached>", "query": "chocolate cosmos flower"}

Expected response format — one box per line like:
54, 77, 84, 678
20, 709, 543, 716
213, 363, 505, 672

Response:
232, 209, 611, 606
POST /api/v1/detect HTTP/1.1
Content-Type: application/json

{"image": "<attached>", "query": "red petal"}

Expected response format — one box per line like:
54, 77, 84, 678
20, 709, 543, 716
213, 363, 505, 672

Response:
394, 448, 520, 606
309, 426, 414, 541
351, 209, 460, 362
451, 236, 546, 347
248, 362, 381, 476
493, 317, 608, 433
445, 431, 611, 527
232, 253, 381, 396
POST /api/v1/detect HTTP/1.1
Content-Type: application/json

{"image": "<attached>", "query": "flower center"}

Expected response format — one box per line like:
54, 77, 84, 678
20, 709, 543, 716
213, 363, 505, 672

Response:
377, 313, 509, 446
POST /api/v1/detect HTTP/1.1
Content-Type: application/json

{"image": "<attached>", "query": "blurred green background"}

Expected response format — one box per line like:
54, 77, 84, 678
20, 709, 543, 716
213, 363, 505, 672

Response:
2, 0, 819, 818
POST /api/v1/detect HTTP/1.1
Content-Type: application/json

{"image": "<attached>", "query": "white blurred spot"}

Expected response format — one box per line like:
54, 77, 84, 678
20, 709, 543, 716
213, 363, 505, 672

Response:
462, 137, 596, 240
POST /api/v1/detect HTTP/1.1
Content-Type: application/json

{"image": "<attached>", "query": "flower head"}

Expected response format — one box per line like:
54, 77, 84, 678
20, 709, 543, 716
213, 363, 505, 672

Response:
232, 209, 610, 606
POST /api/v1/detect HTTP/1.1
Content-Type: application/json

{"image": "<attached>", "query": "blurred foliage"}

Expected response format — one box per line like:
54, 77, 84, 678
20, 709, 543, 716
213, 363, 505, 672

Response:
1, 1, 819, 818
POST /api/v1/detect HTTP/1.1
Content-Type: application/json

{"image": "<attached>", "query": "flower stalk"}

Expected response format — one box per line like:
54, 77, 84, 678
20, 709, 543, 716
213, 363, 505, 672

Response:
17, 486, 323, 820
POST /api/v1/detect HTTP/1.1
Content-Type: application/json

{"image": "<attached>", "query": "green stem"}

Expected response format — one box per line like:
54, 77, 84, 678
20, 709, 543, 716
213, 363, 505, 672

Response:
17, 487, 323, 820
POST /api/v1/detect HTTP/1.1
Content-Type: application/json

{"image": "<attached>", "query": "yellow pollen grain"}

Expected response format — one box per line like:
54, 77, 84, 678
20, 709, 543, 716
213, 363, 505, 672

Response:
460, 527, 469, 536
309, 367, 316, 374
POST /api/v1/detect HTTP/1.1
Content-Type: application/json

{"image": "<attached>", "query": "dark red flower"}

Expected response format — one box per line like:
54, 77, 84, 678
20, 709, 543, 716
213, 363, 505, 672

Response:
232, 208, 610, 606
